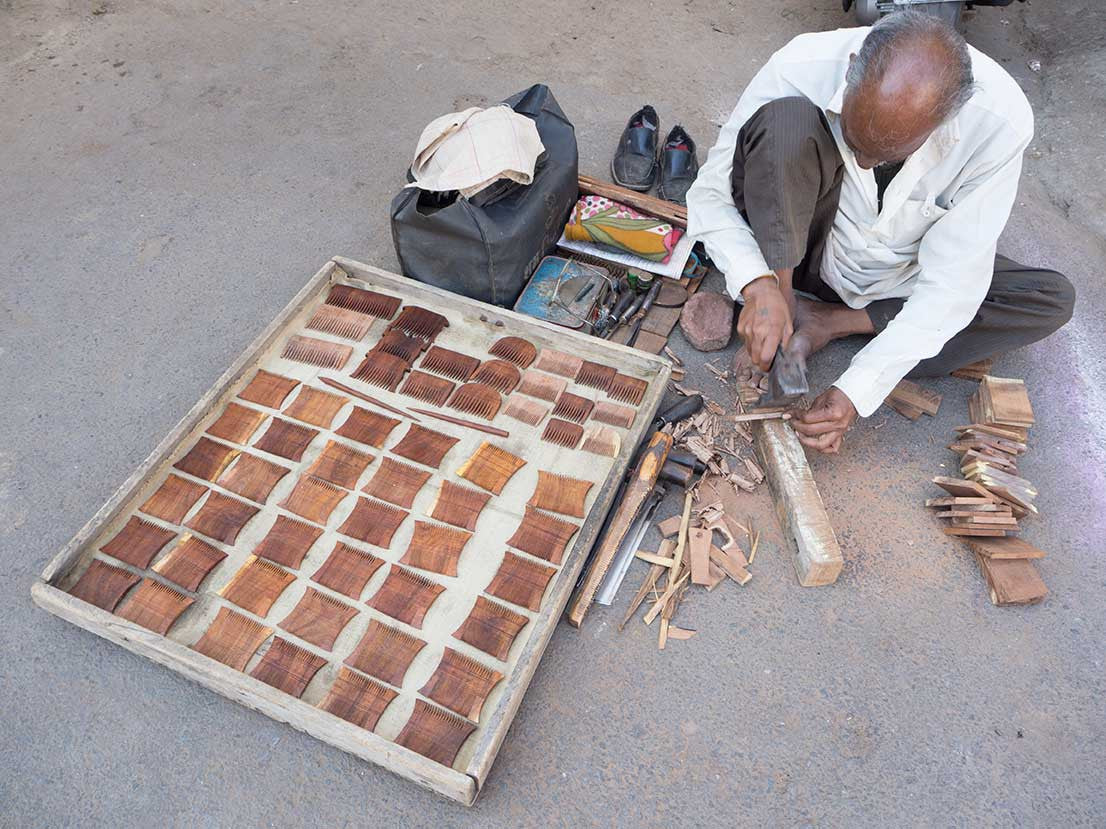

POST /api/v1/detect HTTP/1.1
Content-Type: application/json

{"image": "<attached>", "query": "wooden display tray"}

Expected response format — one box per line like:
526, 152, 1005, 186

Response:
31, 256, 670, 805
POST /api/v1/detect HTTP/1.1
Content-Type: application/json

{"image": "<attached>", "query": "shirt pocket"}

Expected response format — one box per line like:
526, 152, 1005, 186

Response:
887, 193, 949, 246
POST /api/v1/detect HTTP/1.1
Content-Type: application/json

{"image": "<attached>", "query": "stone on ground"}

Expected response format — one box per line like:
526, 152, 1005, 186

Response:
679, 291, 734, 351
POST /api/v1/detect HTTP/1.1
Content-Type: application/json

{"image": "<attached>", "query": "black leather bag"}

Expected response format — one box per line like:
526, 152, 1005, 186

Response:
389, 84, 579, 307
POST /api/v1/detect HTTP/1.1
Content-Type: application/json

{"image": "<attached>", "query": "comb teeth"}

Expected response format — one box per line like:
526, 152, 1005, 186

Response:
576, 360, 618, 392
503, 396, 548, 427
608, 373, 648, 406
452, 595, 530, 662
421, 346, 482, 382
581, 425, 621, 458
430, 480, 492, 531
534, 349, 583, 379
391, 424, 459, 469
68, 559, 141, 612
250, 636, 327, 698
254, 418, 320, 462
488, 336, 537, 368
388, 306, 449, 340
399, 520, 473, 577
278, 474, 349, 524
419, 647, 504, 721
456, 442, 527, 494
372, 329, 429, 364
399, 370, 455, 407
350, 351, 409, 391
278, 586, 358, 651
592, 400, 637, 429
116, 578, 195, 635
486, 551, 557, 611
527, 471, 594, 518
517, 369, 567, 402
281, 335, 353, 370
551, 392, 594, 424
362, 456, 433, 509
506, 505, 581, 563
541, 418, 583, 449
447, 382, 501, 420
192, 606, 273, 671
395, 698, 477, 767
219, 555, 295, 617
306, 304, 376, 341
252, 514, 324, 568
325, 284, 401, 319
101, 515, 176, 569
152, 534, 227, 592
318, 666, 398, 732
345, 618, 427, 686
338, 496, 409, 548
369, 565, 446, 629
311, 541, 385, 600
469, 359, 521, 394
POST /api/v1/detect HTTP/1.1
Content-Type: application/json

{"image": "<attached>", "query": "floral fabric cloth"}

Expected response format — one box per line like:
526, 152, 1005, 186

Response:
563, 195, 684, 263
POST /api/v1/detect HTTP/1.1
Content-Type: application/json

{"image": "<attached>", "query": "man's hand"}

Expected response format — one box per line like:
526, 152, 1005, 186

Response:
791, 387, 857, 454
738, 276, 793, 372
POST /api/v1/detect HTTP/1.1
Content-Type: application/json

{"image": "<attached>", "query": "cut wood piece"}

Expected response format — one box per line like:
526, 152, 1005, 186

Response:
324, 283, 401, 319
219, 555, 295, 616
362, 456, 432, 509
334, 406, 401, 449
708, 544, 752, 585
281, 334, 353, 371
966, 536, 1046, 560
311, 541, 385, 599
618, 563, 664, 630
278, 474, 349, 525
577, 174, 688, 227
400, 521, 472, 577
173, 437, 241, 481
279, 586, 358, 651
932, 476, 997, 501
453, 596, 530, 662
505, 506, 579, 564
687, 527, 712, 586
633, 330, 669, 354
250, 636, 327, 698
318, 667, 398, 732
950, 357, 994, 381
951, 513, 1018, 526
206, 401, 268, 445
976, 554, 1047, 605
152, 533, 227, 592
253, 515, 323, 569
954, 423, 1028, 443
456, 442, 527, 494
636, 551, 675, 567
980, 376, 1034, 426
390, 423, 460, 469
667, 626, 696, 640
283, 386, 349, 428
886, 379, 941, 416
253, 417, 319, 462
338, 497, 409, 548
925, 496, 995, 507
217, 452, 292, 503
534, 348, 583, 379
643, 571, 690, 625
656, 515, 683, 538
419, 647, 504, 721
303, 440, 374, 489
640, 304, 683, 338
368, 566, 445, 629
345, 618, 426, 685
486, 552, 557, 611
185, 491, 259, 545
395, 698, 476, 768
139, 474, 207, 525
238, 369, 299, 409
526, 471, 594, 518
885, 396, 924, 420
191, 606, 272, 670
429, 480, 491, 532
592, 400, 637, 429
942, 526, 1009, 537
68, 558, 140, 612
100, 516, 176, 569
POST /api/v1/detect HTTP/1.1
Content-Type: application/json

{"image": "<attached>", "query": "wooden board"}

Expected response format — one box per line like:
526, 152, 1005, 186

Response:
975, 554, 1047, 605
965, 536, 1046, 560
886, 379, 941, 417
577, 175, 687, 228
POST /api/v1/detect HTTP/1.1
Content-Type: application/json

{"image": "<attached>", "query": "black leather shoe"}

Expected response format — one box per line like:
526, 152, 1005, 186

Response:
611, 105, 659, 191
657, 125, 699, 205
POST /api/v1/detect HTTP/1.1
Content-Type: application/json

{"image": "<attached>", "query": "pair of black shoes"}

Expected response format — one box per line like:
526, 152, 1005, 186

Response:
610, 105, 699, 205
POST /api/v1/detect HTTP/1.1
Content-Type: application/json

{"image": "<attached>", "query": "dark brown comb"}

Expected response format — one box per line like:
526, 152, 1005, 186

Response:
470, 359, 521, 394
219, 555, 296, 616
250, 636, 327, 698
371, 329, 429, 364
420, 346, 481, 382
303, 440, 374, 489
541, 418, 583, 450
607, 373, 648, 406
362, 457, 432, 509
592, 400, 637, 429
387, 305, 449, 340
282, 386, 349, 428
281, 334, 353, 370
306, 304, 376, 341
207, 401, 268, 445
517, 369, 567, 402
456, 442, 527, 494
400, 521, 473, 577
345, 618, 426, 686
185, 491, 259, 544
152, 533, 227, 592
534, 348, 583, 379
349, 350, 409, 392
239, 369, 299, 409
252, 514, 323, 569
502, 397, 548, 427
279, 586, 358, 651
395, 699, 477, 768
486, 551, 558, 611
576, 360, 618, 392
311, 541, 384, 600
192, 606, 272, 671
217, 453, 291, 503
325, 284, 401, 319
139, 474, 207, 524
68, 558, 140, 612
420, 647, 505, 721
116, 578, 194, 635
173, 437, 240, 482
253, 417, 319, 462
101, 516, 176, 569
391, 424, 459, 468
319, 667, 398, 732
506, 506, 580, 564
527, 471, 594, 518
399, 370, 455, 407
580, 425, 621, 458
488, 336, 537, 368
368, 565, 445, 629
338, 497, 409, 548
335, 406, 401, 449
452, 595, 530, 662
429, 480, 491, 531
447, 382, 501, 421
279, 474, 349, 525
551, 392, 594, 424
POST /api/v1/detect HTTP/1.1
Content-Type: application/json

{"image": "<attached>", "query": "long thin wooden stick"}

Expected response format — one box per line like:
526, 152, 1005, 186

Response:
733, 411, 791, 423
408, 408, 510, 438
319, 376, 416, 420
618, 563, 664, 631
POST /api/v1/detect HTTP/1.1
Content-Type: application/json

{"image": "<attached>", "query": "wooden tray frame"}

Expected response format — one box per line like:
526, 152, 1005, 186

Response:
31, 256, 670, 805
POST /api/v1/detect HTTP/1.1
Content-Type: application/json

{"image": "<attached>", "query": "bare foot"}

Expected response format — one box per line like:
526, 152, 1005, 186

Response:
788, 296, 874, 361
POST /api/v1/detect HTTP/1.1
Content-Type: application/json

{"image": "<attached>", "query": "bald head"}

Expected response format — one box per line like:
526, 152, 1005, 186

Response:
840, 12, 974, 168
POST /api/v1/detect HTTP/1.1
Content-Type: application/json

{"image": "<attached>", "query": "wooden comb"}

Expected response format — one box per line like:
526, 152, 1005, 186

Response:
185, 491, 259, 544
541, 418, 583, 450
533, 348, 583, 379
456, 442, 526, 494
192, 606, 272, 671
216, 452, 291, 503
305, 304, 376, 341
607, 373, 648, 406
345, 618, 426, 686
324, 284, 401, 319
397, 369, 454, 408
506, 506, 580, 564
311, 541, 384, 600
420, 647, 504, 721
250, 636, 327, 698
372, 329, 429, 364
139, 474, 207, 524
318, 666, 398, 732
502, 396, 548, 427
516, 369, 567, 402
551, 392, 594, 424
387, 305, 449, 340
116, 578, 194, 635
335, 406, 401, 449
576, 360, 618, 392
173, 437, 240, 481
391, 424, 459, 468
592, 400, 637, 429
486, 551, 557, 611
278, 475, 349, 525
303, 440, 373, 489
488, 336, 537, 368
282, 386, 349, 428
368, 565, 445, 629
470, 359, 521, 394
447, 382, 501, 420
527, 471, 594, 518
219, 555, 296, 616
420, 346, 481, 382
395, 698, 477, 768
239, 369, 299, 409
349, 350, 409, 391
152, 533, 227, 592
252, 514, 323, 568
68, 558, 140, 612
253, 417, 319, 462
337, 497, 409, 548
581, 425, 621, 458
101, 515, 175, 569
279, 586, 358, 651
206, 401, 268, 445
362, 456, 432, 509
429, 480, 491, 531
400, 521, 473, 577
453, 596, 529, 662
281, 334, 353, 370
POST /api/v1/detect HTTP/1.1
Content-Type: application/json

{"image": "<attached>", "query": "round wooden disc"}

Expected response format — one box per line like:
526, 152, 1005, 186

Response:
654, 282, 688, 307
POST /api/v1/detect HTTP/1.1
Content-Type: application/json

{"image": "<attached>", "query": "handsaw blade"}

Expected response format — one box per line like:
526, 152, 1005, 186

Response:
758, 345, 809, 407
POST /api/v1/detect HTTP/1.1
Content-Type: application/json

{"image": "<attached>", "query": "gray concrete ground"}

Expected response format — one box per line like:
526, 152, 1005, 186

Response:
3, 1, 1104, 825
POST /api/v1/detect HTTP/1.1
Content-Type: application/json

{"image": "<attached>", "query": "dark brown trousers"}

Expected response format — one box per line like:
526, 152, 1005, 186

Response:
729, 97, 1075, 377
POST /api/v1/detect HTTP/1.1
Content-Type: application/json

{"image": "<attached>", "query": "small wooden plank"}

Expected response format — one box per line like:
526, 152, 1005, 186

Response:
950, 357, 994, 381
708, 544, 752, 586
925, 496, 1003, 508
953, 423, 1028, 443
932, 477, 997, 501
633, 330, 669, 355
657, 515, 682, 538
886, 397, 923, 420
643, 572, 690, 625
578, 175, 688, 228
687, 527, 712, 586
667, 626, 696, 640
636, 551, 675, 568
705, 559, 727, 590
942, 526, 1009, 537
670, 492, 694, 581
976, 554, 1047, 605
966, 536, 1046, 560
980, 376, 1034, 426
619, 564, 665, 630
886, 379, 941, 417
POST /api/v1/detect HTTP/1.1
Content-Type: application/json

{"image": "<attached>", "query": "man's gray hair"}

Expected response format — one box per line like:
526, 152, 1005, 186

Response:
846, 11, 975, 122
